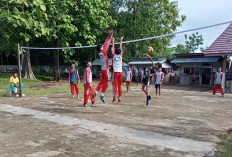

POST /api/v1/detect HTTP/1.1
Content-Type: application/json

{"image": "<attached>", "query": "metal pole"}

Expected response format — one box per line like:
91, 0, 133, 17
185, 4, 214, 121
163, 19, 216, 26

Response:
17, 44, 22, 97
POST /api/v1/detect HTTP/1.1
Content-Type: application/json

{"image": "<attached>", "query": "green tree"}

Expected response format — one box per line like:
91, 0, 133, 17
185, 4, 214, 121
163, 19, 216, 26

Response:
175, 44, 187, 54
0, 0, 115, 80
184, 32, 203, 53
110, 0, 186, 60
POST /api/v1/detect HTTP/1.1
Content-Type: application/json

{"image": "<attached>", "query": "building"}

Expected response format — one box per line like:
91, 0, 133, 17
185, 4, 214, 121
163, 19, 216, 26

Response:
128, 57, 173, 72
171, 53, 223, 86
204, 23, 232, 90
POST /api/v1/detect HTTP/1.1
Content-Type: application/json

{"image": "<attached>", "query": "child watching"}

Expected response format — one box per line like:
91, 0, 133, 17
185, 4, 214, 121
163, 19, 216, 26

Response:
154, 67, 164, 98
69, 63, 80, 99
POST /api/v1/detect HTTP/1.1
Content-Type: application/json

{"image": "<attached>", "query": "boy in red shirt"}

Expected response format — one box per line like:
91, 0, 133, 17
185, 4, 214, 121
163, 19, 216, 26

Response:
111, 36, 124, 102
83, 61, 96, 107
94, 29, 114, 103
126, 67, 133, 93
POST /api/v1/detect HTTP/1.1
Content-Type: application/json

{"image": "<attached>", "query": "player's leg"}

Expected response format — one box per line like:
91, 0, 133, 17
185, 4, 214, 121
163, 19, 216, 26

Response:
213, 84, 218, 95
155, 84, 158, 97
89, 87, 97, 106
219, 84, 225, 96
146, 81, 151, 106
158, 85, 161, 98
74, 83, 79, 98
101, 70, 110, 93
112, 72, 118, 102
83, 84, 89, 107
142, 84, 147, 95
118, 72, 123, 102
70, 83, 75, 98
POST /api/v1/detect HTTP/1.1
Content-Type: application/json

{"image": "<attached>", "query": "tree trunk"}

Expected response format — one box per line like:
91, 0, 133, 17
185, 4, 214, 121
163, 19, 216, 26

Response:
53, 47, 60, 81
0, 49, 3, 65
24, 42, 36, 80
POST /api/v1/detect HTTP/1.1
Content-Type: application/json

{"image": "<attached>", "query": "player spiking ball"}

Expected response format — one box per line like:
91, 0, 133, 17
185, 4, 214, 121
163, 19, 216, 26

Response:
93, 29, 114, 103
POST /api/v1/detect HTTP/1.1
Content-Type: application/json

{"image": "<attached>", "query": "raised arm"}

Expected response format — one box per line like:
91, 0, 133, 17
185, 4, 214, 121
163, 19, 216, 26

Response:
102, 29, 114, 55
144, 53, 154, 65
120, 36, 124, 48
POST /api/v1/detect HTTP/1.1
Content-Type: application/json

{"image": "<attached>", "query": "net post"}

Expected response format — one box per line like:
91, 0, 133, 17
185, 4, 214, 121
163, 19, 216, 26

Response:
17, 44, 22, 97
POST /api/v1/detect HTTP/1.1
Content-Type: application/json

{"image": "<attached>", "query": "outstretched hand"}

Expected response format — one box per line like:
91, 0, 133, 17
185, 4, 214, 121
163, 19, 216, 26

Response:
120, 36, 124, 41
108, 29, 114, 37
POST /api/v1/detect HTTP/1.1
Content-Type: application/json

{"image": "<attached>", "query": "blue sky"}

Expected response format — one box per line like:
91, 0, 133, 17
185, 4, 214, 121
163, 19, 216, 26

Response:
176, 0, 232, 31
170, 0, 232, 49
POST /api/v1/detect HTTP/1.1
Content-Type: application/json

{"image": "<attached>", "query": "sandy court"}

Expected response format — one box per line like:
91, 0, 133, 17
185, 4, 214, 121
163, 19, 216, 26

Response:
0, 84, 231, 157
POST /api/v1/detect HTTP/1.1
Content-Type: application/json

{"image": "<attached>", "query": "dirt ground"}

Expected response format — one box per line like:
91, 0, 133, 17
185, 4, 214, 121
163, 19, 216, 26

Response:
0, 83, 232, 157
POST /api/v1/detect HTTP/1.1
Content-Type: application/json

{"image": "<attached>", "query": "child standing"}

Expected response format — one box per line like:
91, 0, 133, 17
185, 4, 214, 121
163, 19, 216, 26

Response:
69, 63, 80, 99
213, 67, 225, 97
126, 67, 133, 93
94, 29, 114, 103
111, 36, 124, 102
154, 67, 164, 98
83, 61, 96, 107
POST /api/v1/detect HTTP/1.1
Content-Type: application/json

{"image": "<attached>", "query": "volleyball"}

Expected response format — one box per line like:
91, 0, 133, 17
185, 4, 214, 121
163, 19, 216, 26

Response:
147, 47, 153, 53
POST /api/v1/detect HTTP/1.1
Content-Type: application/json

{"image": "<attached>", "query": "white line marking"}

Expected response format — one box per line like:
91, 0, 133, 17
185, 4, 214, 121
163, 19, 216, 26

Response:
0, 104, 215, 156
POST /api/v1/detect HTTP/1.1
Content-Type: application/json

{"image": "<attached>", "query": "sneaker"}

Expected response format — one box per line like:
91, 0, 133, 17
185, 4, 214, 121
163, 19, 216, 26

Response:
83, 104, 88, 107
118, 98, 121, 102
22, 94, 25, 97
15, 94, 19, 97
100, 96, 105, 103
92, 93, 96, 98
91, 102, 97, 107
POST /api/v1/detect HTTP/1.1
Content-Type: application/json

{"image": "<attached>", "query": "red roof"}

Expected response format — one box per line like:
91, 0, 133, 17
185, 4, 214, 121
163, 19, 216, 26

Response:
205, 23, 232, 55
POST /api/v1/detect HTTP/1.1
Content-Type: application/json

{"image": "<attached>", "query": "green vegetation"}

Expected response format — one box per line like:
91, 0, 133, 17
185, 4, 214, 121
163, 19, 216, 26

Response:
218, 133, 232, 157
175, 32, 205, 54
0, 0, 186, 80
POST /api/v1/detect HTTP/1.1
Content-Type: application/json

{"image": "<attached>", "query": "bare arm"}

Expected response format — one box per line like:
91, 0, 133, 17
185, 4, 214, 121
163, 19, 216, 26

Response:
120, 36, 124, 48
77, 71, 80, 83
144, 53, 154, 66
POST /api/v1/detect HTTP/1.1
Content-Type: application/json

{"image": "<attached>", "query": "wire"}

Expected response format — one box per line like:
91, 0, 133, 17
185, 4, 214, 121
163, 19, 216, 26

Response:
21, 20, 232, 50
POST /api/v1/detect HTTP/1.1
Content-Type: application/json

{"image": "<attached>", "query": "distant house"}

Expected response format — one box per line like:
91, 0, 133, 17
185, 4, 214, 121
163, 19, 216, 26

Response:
171, 53, 223, 86
128, 57, 173, 72
204, 23, 232, 90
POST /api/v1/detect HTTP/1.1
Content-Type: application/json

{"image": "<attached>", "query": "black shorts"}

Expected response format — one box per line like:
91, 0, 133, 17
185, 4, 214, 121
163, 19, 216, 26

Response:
142, 77, 150, 86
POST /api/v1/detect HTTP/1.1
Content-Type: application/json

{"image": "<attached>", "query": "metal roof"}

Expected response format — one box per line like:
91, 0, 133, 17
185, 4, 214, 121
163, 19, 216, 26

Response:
92, 58, 129, 66
128, 61, 172, 68
128, 60, 165, 65
205, 23, 232, 55
171, 57, 220, 63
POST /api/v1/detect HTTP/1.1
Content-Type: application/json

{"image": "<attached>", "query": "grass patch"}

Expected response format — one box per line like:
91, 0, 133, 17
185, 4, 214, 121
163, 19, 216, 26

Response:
0, 73, 44, 90
1, 72, 135, 97
23, 85, 83, 96
218, 134, 232, 157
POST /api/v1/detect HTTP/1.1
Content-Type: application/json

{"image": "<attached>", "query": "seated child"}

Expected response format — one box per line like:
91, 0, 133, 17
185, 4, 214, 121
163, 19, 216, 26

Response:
10, 73, 24, 97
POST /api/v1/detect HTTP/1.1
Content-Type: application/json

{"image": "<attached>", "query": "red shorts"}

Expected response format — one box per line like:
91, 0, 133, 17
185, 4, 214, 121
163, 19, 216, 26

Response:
126, 81, 131, 85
